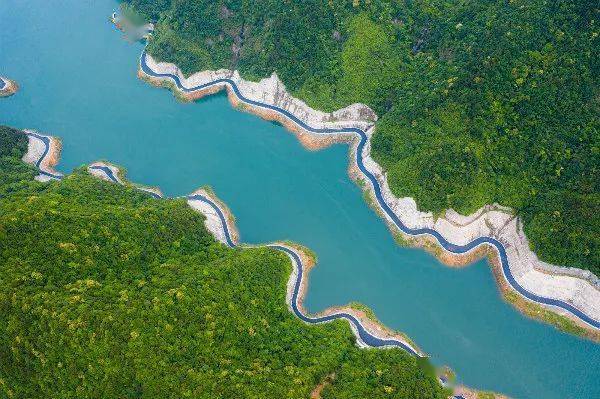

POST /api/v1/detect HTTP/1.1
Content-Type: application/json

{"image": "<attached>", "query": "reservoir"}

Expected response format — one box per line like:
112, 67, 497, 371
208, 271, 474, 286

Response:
1, 0, 598, 397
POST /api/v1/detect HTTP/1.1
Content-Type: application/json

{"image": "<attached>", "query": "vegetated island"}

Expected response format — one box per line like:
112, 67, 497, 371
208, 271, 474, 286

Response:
120, 0, 600, 338
0, 76, 19, 97
0, 124, 510, 398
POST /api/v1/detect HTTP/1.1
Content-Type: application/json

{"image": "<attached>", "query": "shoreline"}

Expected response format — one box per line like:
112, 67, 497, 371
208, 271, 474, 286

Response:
84, 158, 425, 356
0, 77, 19, 97
185, 188, 423, 355
16, 127, 512, 398
22, 130, 63, 181
88, 161, 125, 184
185, 187, 422, 353
452, 386, 510, 399
187, 187, 240, 246
138, 51, 600, 336
179, 184, 509, 398
78, 146, 598, 341
88, 162, 165, 200
350, 159, 600, 338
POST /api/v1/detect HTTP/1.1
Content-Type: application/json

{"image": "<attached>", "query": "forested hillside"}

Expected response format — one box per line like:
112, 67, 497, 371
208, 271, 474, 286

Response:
0, 126, 445, 398
123, 0, 599, 274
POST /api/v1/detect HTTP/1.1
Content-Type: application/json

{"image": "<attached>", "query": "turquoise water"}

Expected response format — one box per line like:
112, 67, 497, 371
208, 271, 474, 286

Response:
1, 0, 599, 397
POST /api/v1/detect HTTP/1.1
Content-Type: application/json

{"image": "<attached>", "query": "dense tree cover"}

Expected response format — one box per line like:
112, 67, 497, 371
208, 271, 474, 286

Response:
0, 126, 39, 198
0, 128, 445, 398
123, 0, 599, 273
0, 126, 28, 157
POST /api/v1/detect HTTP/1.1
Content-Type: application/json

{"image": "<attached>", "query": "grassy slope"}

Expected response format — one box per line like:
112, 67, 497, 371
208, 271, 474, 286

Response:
0, 126, 445, 398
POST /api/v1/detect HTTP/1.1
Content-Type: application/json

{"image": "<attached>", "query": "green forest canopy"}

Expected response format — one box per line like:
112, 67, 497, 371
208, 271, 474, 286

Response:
0, 126, 446, 398
123, 0, 599, 274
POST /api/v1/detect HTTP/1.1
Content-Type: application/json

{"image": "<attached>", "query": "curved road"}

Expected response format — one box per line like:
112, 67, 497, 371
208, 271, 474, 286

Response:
187, 193, 420, 355
25, 132, 63, 179
139, 51, 600, 330
27, 136, 422, 354
82, 164, 422, 353
88, 164, 162, 199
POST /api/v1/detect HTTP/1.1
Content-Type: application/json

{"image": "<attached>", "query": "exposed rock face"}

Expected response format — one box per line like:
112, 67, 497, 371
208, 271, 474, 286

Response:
361, 127, 600, 327
141, 53, 600, 333
143, 54, 375, 131
187, 188, 239, 245
0, 77, 19, 97
188, 197, 231, 245
21, 130, 62, 181
88, 162, 124, 184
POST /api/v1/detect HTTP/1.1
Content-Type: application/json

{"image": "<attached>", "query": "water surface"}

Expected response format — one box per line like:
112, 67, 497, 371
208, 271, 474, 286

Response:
1, 1, 598, 397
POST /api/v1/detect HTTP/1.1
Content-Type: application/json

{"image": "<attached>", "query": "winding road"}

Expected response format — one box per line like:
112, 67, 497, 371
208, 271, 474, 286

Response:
25, 131, 63, 179
139, 51, 600, 331
23, 52, 599, 357
187, 193, 420, 355
88, 164, 162, 199
84, 164, 422, 354
28, 133, 423, 354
